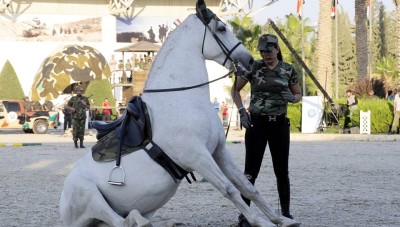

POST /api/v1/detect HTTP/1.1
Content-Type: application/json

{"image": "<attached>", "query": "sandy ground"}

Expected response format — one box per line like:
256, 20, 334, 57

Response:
1, 129, 400, 226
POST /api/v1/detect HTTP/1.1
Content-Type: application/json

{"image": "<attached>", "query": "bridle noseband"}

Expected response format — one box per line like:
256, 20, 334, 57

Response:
198, 13, 242, 67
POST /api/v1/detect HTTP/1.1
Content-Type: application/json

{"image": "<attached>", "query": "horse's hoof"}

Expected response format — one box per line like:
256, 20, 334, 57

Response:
166, 219, 187, 227
279, 217, 301, 227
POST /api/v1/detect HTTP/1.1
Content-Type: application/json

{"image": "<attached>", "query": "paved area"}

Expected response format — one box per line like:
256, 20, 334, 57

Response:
1, 128, 400, 145
1, 129, 399, 226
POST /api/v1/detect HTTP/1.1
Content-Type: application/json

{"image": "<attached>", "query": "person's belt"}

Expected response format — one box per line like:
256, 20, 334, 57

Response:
252, 113, 286, 122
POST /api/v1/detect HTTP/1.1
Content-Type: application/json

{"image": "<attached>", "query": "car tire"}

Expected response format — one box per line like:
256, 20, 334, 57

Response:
33, 119, 48, 134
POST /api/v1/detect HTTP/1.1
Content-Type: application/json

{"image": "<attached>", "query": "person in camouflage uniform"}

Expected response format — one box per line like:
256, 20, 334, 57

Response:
65, 85, 90, 148
231, 34, 302, 226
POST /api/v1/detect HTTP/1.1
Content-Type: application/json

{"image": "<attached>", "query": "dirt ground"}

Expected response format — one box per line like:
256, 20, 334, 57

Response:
0, 131, 399, 226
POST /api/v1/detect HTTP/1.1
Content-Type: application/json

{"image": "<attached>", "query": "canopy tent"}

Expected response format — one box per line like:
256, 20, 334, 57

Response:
31, 45, 111, 101
114, 41, 161, 52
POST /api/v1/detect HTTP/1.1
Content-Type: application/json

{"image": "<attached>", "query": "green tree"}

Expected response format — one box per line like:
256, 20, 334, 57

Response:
228, 16, 262, 56
333, 7, 357, 95
85, 79, 116, 118
0, 60, 25, 100
375, 56, 398, 82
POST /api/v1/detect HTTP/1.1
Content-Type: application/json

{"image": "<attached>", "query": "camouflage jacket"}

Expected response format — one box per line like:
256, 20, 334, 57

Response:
68, 95, 90, 120
241, 60, 298, 115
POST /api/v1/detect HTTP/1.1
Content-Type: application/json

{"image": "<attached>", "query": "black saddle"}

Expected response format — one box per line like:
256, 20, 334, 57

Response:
93, 96, 149, 147
92, 96, 195, 183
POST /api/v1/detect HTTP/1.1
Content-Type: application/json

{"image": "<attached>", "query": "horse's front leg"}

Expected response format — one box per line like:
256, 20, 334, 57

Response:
213, 146, 300, 227
187, 146, 275, 227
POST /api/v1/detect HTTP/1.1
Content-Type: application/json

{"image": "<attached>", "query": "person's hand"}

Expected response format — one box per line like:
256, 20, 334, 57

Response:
281, 90, 295, 103
70, 107, 76, 113
239, 108, 252, 129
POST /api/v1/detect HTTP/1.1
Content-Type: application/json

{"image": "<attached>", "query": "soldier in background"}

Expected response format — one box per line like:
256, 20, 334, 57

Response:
23, 96, 33, 111
65, 85, 90, 148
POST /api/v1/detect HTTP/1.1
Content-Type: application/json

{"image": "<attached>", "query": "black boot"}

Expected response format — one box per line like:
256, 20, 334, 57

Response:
277, 179, 293, 219
74, 140, 79, 149
79, 139, 85, 148
241, 174, 256, 206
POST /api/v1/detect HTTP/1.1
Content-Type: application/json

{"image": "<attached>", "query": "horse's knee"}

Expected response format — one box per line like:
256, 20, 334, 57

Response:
221, 184, 240, 199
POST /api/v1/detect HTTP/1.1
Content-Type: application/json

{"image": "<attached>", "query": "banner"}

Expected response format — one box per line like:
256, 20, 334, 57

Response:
301, 96, 323, 133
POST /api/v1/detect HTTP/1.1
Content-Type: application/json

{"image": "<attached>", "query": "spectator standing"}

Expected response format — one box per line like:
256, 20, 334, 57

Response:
23, 96, 33, 112
32, 100, 43, 111
65, 85, 90, 148
390, 89, 400, 134
62, 105, 72, 132
221, 102, 229, 127
102, 98, 112, 122
231, 34, 302, 226
43, 100, 54, 111
212, 97, 220, 116
346, 89, 358, 114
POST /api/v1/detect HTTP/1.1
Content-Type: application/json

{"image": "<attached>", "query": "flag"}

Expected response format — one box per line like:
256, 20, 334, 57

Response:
331, 0, 337, 20
296, 0, 304, 20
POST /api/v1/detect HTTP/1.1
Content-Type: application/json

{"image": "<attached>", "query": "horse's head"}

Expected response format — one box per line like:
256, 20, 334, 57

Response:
195, 0, 254, 71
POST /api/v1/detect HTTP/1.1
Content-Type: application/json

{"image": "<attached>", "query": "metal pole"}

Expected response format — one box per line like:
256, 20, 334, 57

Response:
301, 1, 306, 95
335, 0, 339, 99
369, 0, 373, 80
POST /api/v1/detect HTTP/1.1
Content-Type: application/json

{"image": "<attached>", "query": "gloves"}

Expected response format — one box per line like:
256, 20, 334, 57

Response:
281, 90, 296, 103
239, 108, 252, 129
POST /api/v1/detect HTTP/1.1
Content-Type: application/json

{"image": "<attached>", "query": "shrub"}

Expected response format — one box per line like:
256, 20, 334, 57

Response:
350, 98, 393, 134
287, 102, 302, 132
0, 60, 25, 100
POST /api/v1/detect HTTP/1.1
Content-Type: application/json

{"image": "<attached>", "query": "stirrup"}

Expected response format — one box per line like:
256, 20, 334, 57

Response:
108, 165, 125, 186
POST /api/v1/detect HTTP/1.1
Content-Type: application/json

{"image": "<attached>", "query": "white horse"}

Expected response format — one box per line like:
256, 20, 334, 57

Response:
59, 1, 299, 226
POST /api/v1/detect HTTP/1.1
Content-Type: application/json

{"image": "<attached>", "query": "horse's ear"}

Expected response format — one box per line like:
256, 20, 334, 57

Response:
196, 0, 209, 23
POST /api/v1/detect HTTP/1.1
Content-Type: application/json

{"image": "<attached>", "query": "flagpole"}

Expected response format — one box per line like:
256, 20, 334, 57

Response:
335, 0, 339, 99
369, 0, 373, 80
301, 1, 305, 95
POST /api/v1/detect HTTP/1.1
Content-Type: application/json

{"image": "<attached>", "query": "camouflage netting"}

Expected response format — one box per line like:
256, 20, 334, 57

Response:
31, 45, 111, 101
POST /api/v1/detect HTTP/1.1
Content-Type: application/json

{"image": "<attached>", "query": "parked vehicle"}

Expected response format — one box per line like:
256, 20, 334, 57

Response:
0, 100, 58, 134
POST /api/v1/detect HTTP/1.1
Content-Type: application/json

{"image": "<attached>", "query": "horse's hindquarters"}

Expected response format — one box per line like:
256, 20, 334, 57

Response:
62, 151, 180, 221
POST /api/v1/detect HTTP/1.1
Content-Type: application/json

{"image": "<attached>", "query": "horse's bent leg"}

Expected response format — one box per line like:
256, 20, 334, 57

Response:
213, 146, 299, 227
60, 174, 125, 227
189, 148, 275, 227
125, 210, 151, 227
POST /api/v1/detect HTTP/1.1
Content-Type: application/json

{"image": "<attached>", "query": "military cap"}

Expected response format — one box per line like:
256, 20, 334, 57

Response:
257, 34, 279, 52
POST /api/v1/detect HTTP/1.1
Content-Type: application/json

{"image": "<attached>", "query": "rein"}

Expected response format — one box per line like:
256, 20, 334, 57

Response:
143, 14, 240, 94
143, 70, 233, 93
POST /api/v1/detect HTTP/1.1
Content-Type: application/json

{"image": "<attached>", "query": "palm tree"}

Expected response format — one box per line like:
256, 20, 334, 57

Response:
394, 0, 400, 80
355, 0, 369, 80
317, 0, 333, 97
264, 15, 316, 95
228, 16, 262, 56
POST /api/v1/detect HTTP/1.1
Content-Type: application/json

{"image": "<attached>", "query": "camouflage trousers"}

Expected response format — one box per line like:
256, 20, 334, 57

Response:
72, 118, 86, 141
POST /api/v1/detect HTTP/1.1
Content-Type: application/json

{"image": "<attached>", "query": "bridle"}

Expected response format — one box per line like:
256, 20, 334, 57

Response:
198, 14, 242, 67
143, 13, 241, 93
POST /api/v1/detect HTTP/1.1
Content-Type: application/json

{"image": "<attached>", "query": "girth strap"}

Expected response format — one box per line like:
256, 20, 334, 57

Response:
143, 141, 189, 183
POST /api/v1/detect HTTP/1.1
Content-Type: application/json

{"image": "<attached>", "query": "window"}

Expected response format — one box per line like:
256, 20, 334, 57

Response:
4, 101, 21, 112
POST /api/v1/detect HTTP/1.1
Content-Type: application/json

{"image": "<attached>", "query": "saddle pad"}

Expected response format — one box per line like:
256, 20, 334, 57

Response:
92, 130, 150, 162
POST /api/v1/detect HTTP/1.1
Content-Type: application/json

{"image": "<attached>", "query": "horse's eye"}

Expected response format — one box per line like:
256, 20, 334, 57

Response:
217, 26, 226, 32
